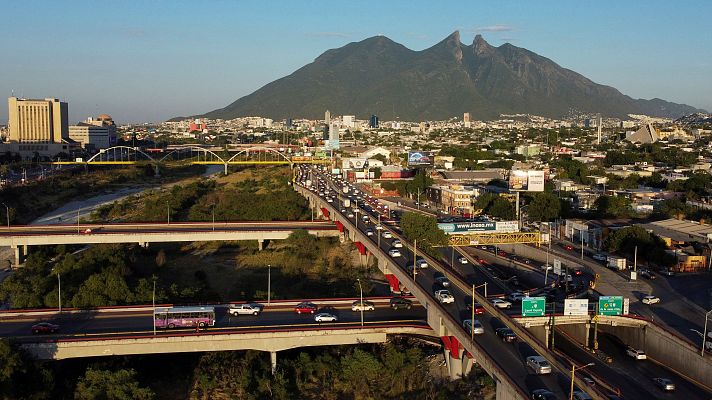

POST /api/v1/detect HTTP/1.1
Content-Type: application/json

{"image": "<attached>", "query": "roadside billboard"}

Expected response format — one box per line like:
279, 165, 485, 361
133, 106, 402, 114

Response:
438, 221, 519, 234
509, 170, 545, 192
407, 151, 434, 166
564, 299, 589, 316
341, 158, 368, 170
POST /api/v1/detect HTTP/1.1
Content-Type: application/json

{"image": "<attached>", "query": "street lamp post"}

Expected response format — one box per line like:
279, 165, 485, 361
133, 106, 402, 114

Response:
77, 208, 80, 233
267, 264, 272, 306
569, 363, 595, 400
57, 273, 61, 313
702, 309, 712, 356
167, 202, 170, 225
152, 279, 156, 336
581, 231, 585, 260
1, 202, 9, 230
377, 214, 382, 249
212, 205, 216, 231
357, 278, 364, 327
412, 239, 418, 282
471, 284, 475, 343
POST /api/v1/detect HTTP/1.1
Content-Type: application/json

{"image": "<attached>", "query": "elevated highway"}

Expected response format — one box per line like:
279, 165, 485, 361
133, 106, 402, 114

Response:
295, 179, 607, 400
0, 221, 339, 265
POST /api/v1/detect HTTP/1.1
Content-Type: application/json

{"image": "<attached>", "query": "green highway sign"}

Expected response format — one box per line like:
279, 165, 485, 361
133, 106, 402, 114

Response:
522, 297, 546, 317
598, 296, 623, 316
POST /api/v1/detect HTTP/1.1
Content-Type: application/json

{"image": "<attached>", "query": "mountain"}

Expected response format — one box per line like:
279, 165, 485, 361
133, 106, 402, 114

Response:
186, 32, 707, 121
674, 112, 712, 125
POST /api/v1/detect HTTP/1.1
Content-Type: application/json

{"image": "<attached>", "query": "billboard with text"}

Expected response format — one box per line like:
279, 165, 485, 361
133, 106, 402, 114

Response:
341, 158, 368, 170
438, 221, 519, 234
407, 151, 434, 166
509, 170, 545, 192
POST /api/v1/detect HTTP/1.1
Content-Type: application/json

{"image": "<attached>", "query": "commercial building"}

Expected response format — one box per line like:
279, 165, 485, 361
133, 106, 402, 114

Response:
68, 114, 117, 150
7, 97, 68, 143
369, 114, 379, 129
439, 185, 482, 216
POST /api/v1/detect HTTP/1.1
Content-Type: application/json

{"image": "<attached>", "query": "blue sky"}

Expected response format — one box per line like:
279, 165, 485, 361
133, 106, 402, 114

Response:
1, 0, 710, 123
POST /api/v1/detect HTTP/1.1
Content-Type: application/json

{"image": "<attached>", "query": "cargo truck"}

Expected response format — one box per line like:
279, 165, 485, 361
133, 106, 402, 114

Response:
607, 256, 627, 270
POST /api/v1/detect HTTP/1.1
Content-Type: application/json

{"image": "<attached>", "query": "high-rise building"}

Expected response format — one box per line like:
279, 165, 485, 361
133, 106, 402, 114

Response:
325, 110, 331, 124
369, 114, 379, 129
342, 115, 355, 128
463, 112, 471, 128
8, 97, 68, 143
328, 122, 340, 149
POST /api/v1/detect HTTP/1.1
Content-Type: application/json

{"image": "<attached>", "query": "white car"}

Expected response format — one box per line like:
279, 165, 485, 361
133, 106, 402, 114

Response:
351, 300, 375, 312
392, 239, 403, 248
526, 355, 552, 374
347, 212, 354, 218
314, 313, 338, 322
388, 248, 402, 257
228, 303, 263, 316
375, 224, 384, 230
382, 231, 393, 239
415, 259, 428, 269
626, 347, 647, 360
435, 290, 455, 304
592, 254, 607, 261
458, 256, 468, 264
491, 299, 513, 309
463, 319, 484, 335
366, 229, 374, 236
642, 295, 661, 305
507, 292, 526, 302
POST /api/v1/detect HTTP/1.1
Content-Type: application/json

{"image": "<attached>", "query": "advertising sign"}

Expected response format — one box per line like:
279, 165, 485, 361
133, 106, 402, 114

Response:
407, 151, 434, 166
564, 299, 589, 316
438, 221, 519, 234
341, 158, 368, 170
623, 298, 630, 315
553, 259, 562, 275
522, 297, 546, 317
598, 296, 623, 316
509, 170, 545, 192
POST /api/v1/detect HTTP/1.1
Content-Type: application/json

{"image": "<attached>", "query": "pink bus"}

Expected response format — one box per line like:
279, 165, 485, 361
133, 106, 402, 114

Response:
154, 306, 216, 329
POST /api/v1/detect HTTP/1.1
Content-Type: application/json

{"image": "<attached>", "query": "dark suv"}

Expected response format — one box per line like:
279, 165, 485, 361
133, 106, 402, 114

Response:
495, 327, 517, 342
390, 297, 413, 310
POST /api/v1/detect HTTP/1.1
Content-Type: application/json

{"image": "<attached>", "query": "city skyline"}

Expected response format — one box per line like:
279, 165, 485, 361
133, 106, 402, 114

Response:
1, 0, 711, 123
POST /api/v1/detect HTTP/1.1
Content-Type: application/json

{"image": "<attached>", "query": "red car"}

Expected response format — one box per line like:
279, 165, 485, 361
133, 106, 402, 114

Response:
31, 322, 59, 334
498, 251, 507, 257
573, 269, 583, 276
466, 302, 486, 315
563, 244, 574, 251
294, 302, 318, 314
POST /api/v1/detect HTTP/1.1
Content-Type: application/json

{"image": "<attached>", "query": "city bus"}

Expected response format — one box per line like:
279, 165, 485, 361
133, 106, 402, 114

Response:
154, 306, 216, 329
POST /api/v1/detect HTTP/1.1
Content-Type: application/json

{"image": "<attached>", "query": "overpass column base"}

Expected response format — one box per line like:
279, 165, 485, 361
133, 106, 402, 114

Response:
258, 240, 265, 251
495, 379, 521, 400
22, 245, 28, 257
270, 351, 277, 375
12, 246, 21, 267
443, 348, 464, 380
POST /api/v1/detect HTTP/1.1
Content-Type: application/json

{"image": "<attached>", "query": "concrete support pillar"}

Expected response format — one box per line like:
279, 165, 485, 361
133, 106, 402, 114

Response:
258, 239, 265, 251
270, 351, 277, 375
12, 246, 21, 267
224, 163, 228, 175
462, 352, 474, 376
444, 348, 464, 379
22, 245, 28, 257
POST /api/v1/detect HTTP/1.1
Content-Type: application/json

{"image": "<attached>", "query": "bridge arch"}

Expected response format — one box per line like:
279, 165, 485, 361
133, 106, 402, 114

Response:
158, 146, 227, 164
227, 146, 293, 167
85, 146, 158, 164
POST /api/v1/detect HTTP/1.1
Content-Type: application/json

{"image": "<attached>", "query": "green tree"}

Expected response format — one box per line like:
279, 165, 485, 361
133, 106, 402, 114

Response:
593, 195, 633, 218
400, 212, 448, 255
603, 226, 672, 266
527, 192, 561, 221
75, 368, 154, 400
488, 197, 515, 220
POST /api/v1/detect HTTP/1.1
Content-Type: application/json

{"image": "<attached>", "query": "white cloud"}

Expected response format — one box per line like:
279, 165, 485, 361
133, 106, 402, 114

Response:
474, 24, 514, 33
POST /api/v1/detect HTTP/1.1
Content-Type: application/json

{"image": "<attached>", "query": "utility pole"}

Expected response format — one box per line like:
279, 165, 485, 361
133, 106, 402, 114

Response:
152, 279, 156, 336
267, 264, 271, 306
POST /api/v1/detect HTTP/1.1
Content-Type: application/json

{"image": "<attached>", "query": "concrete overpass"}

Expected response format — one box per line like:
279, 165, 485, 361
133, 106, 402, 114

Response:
0, 221, 339, 265
295, 183, 609, 400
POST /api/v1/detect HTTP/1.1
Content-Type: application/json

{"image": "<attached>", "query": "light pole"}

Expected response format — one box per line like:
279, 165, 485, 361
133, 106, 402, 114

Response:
473, 283, 487, 299
580, 230, 585, 260
1, 202, 9, 230
211, 204, 216, 231
167, 202, 171, 225
471, 284, 475, 343
412, 239, 418, 282
152, 279, 156, 336
355, 208, 359, 231
77, 208, 80, 233
702, 309, 712, 356
357, 278, 364, 327
569, 363, 595, 400
377, 215, 382, 249
267, 264, 272, 306
57, 273, 61, 313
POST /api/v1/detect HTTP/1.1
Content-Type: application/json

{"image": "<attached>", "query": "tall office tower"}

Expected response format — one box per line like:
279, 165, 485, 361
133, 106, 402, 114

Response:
369, 114, 379, 128
325, 110, 331, 124
328, 122, 340, 149
8, 97, 68, 143
597, 117, 602, 144
463, 112, 471, 128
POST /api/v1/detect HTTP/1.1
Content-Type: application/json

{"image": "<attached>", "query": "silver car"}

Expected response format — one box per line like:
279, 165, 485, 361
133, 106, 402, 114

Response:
526, 355, 552, 374
462, 319, 484, 335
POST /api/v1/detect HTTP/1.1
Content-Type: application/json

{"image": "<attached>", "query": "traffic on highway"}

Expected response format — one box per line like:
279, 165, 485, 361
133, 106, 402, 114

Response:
295, 165, 712, 400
